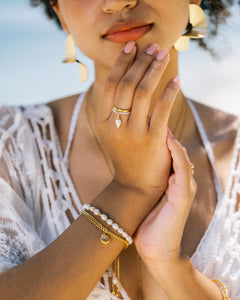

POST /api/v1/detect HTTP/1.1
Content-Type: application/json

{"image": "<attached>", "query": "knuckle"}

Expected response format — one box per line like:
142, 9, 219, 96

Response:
149, 61, 162, 72
159, 96, 171, 110
118, 53, 131, 64
161, 88, 175, 101
118, 78, 132, 92
104, 76, 118, 90
138, 54, 152, 66
135, 84, 149, 99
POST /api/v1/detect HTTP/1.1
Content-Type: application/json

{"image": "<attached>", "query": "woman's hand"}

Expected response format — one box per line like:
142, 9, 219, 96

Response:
134, 130, 197, 276
97, 41, 181, 199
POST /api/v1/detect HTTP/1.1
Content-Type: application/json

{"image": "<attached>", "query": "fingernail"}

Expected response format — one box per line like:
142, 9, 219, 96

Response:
172, 75, 180, 84
124, 41, 136, 54
145, 43, 160, 55
156, 48, 169, 61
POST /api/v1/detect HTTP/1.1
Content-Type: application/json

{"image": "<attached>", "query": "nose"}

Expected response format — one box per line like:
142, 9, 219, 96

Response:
103, 0, 137, 13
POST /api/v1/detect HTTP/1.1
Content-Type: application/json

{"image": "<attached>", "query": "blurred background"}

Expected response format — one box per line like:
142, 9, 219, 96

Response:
0, 0, 240, 115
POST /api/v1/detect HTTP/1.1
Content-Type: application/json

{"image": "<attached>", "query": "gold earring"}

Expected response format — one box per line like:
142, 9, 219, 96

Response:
174, 4, 208, 52
62, 34, 89, 82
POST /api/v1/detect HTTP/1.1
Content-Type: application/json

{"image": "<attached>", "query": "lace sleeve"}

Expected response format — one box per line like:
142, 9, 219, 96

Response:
0, 106, 46, 272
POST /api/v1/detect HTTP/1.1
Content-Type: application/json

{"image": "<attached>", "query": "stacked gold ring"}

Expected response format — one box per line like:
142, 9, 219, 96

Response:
112, 105, 131, 128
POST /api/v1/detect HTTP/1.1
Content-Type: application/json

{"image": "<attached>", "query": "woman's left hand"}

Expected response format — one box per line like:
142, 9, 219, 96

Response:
134, 129, 197, 274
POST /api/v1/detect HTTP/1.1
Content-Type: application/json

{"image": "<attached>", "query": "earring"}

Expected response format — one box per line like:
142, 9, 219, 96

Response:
62, 34, 89, 82
174, 4, 208, 52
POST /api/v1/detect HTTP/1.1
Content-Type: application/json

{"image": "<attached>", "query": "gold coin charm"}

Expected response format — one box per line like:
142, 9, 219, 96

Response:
100, 233, 110, 245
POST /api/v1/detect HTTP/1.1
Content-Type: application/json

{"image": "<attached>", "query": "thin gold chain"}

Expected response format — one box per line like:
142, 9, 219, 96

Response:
85, 99, 114, 177
81, 210, 129, 248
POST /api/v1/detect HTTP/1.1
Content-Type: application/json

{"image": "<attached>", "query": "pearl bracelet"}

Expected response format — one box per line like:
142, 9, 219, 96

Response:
81, 204, 133, 245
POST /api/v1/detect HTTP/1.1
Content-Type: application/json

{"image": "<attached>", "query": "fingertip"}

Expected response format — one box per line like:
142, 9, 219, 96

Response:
167, 128, 174, 139
167, 128, 176, 147
171, 75, 181, 85
122, 40, 137, 54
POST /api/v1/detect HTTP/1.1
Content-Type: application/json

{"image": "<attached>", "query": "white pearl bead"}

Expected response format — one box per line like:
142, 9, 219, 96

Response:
112, 277, 118, 285
107, 219, 113, 225
122, 232, 128, 238
118, 228, 124, 234
94, 209, 100, 215
126, 236, 133, 244
90, 206, 95, 212
101, 214, 107, 221
112, 223, 119, 230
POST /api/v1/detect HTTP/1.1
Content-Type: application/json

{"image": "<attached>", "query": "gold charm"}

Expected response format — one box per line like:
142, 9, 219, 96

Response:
115, 113, 122, 128
62, 34, 89, 82
100, 233, 110, 245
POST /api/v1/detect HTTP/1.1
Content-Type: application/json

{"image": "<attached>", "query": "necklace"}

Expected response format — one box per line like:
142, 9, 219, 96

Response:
85, 99, 142, 299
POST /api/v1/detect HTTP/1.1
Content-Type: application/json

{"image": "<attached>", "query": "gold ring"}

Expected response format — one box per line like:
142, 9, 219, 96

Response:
190, 163, 195, 175
112, 105, 131, 128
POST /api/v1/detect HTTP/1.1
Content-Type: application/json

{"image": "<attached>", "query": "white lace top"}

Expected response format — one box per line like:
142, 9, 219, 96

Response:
0, 94, 240, 299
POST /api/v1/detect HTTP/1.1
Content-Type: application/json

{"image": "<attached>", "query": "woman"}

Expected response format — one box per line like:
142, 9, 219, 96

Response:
0, 0, 239, 299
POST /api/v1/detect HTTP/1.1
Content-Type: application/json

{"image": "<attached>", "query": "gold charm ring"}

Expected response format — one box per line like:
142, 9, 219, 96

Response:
112, 105, 131, 128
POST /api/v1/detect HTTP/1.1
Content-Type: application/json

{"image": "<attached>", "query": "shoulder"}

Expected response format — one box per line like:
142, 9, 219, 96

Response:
47, 93, 81, 151
0, 102, 54, 156
47, 94, 80, 117
189, 99, 239, 191
189, 99, 239, 139
0, 102, 49, 130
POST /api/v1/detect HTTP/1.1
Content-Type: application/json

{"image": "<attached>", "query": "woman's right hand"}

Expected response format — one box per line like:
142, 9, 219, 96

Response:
96, 41, 180, 199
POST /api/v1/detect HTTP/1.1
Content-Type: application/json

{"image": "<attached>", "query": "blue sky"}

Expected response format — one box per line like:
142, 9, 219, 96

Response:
0, 1, 240, 114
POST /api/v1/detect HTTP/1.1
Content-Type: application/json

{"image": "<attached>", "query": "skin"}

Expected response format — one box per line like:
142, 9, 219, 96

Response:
0, 0, 237, 299
48, 0, 238, 298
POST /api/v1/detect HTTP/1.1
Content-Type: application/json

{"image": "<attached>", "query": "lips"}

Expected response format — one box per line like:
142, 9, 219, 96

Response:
103, 20, 153, 43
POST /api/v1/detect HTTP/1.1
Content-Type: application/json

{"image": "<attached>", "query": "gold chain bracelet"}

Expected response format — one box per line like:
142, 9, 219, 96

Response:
81, 209, 129, 248
212, 280, 230, 299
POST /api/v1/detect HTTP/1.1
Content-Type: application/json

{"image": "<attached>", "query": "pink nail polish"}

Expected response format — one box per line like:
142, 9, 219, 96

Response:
172, 75, 180, 84
156, 48, 169, 61
124, 41, 136, 54
145, 43, 160, 55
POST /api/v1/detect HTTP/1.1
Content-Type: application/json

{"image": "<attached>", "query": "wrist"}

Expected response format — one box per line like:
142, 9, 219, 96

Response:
92, 179, 164, 236
147, 254, 192, 287
112, 178, 165, 202
146, 255, 228, 300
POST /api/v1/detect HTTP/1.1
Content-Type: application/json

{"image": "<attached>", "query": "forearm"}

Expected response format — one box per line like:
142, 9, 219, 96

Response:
0, 180, 161, 300
149, 256, 229, 300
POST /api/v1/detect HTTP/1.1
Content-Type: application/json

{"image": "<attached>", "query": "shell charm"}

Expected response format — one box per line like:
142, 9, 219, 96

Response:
100, 233, 110, 245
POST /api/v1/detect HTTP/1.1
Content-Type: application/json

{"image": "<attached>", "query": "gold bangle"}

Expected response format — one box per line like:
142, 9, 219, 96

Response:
81, 210, 129, 248
212, 280, 230, 299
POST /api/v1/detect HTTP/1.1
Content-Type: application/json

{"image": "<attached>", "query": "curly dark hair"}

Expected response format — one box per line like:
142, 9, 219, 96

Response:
30, 0, 237, 54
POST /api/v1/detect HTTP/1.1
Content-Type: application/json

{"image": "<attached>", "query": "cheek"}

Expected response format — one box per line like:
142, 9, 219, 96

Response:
59, 0, 103, 60
156, 1, 189, 48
